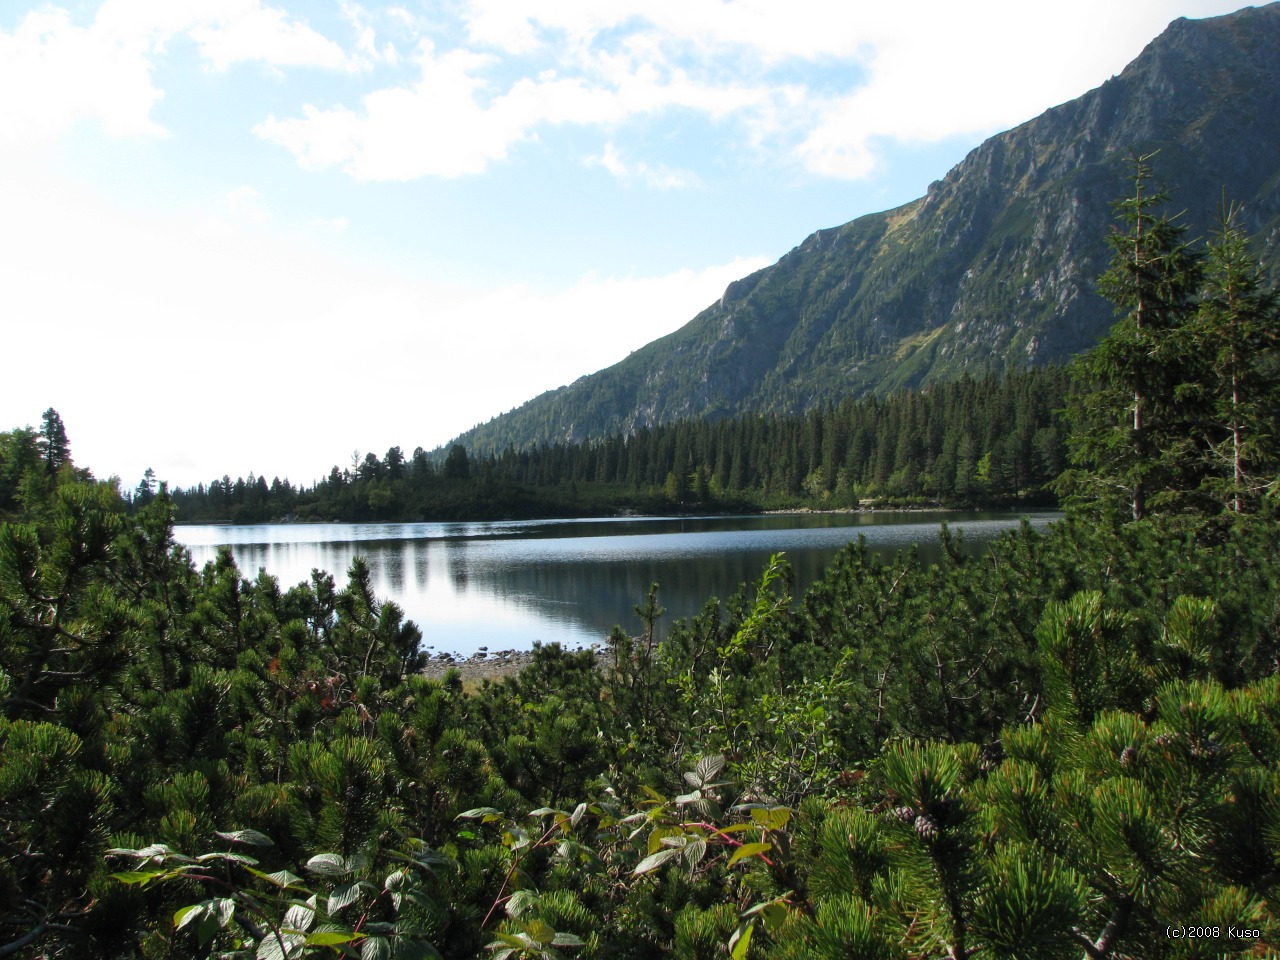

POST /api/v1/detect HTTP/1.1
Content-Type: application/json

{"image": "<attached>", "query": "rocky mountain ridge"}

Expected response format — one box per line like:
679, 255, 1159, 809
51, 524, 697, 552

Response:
451, 3, 1280, 456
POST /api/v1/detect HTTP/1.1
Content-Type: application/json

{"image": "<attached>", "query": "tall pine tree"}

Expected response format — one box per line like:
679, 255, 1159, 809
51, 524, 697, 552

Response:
1059, 153, 1203, 520
1192, 200, 1280, 512
38, 408, 70, 476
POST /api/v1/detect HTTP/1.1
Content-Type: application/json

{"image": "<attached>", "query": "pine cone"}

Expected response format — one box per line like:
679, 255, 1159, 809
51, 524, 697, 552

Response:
1190, 737, 1221, 759
914, 815, 939, 841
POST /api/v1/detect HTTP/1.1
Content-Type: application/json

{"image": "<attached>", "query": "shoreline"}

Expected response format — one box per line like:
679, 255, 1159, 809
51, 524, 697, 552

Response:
171, 499, 1058, 526
421, 644, 610, 683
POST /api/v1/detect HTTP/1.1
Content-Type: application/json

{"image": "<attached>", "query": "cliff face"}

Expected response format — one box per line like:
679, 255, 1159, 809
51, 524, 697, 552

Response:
453, 4, 1280, 455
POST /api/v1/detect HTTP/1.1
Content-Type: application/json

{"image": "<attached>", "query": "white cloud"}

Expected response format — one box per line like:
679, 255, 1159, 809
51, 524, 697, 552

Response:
185, 3, 353, 72
0, 0, 1250, 180
256, 0, 1251, 184
0, 8, 165, 142
254, 27, 774, 181
589, 141, 633, 179
463, 0, 543, 55
339, 0, 402, 67
461, 0, 877, 60
256, 42, 518, 179
587, 142, 699, 190
228, 185, 271, 223
468, 0, 1250, 181
789, 3, 1108, 176
0, 154, 766, 487
0, 1, 354, 145
94, 0, 356, 71
791, 0, 1255, 177
427, 256, 772, 439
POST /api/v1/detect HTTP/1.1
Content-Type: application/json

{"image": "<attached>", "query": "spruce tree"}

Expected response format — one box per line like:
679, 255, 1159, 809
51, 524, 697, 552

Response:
1059, 153, 1202, 520
1192, 200, 1280, 512
38, 408, 70, 476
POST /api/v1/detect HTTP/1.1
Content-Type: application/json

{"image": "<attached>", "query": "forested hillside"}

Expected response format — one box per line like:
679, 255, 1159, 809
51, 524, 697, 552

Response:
2, 159, 1279, 958
166, 366, 1068, 523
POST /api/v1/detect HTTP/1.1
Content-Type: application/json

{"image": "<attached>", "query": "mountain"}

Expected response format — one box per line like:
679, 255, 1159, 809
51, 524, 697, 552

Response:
452, 4, 1280, 456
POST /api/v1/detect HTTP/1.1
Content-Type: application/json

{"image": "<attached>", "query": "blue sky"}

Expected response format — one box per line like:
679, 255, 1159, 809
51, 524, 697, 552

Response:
0, 0, 1254, 490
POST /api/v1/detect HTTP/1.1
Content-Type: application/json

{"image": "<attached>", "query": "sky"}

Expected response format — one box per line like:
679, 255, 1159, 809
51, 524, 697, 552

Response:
0, 0, 1256, 492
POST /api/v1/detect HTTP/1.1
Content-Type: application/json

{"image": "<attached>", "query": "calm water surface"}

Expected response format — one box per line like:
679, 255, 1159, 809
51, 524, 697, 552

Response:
175, 512, 1057, 655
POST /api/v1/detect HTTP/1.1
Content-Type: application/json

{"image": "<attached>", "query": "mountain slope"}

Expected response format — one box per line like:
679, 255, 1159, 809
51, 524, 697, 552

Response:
452, 4, 1280, 456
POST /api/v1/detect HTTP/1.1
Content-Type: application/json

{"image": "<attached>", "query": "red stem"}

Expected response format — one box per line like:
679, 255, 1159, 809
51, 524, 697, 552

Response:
480, 818, 570, 930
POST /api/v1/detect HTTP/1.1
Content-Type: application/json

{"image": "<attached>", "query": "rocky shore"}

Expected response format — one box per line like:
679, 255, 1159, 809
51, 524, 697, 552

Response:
421, 644, 610, 683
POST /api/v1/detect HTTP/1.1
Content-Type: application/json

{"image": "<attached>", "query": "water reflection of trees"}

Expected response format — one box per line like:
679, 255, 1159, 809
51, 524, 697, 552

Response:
443, 538, 962, 643
184, 516, 1056, 651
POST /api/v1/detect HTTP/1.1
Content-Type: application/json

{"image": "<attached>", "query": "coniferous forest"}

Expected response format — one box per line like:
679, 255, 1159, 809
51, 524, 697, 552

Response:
2, 160, 1280, 959
162, 365, 1069, 524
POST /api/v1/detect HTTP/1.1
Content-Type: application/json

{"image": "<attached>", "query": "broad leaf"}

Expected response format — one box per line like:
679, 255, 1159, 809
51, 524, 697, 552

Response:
634, 847, 682, 875
306, 853, 350, 876
306, 931, 365, 946
197, 851, 259, 866
246, 867, 305, 889
328, 881, 362, 914
283, 895, 317, 933
695, 754, 725, 783
682, 838, 708, 869
526, 919, 556, 945
727, 842, 771, 867
505, 890, 538, 917
749, 807, 792, 831
456, 807, 503, 822
174, 904, 205, 931
136, 843, 176, 858
112, 870, 164, 886
216, 829, 274, 847
256, 933, 307, 960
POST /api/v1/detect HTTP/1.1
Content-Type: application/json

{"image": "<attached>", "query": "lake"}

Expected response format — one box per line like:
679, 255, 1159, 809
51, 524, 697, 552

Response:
174, 511, 1058, 656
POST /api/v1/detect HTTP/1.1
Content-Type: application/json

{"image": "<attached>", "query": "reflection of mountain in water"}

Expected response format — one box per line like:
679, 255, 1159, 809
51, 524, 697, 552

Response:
180, 513, 1057, 655
452, 550, 797, 639
431, 515, 1052, 643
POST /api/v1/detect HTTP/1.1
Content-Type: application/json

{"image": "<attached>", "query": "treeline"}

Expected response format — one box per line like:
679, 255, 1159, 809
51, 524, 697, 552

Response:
489, 366, 1068, 506
164, 366, 1069, 524
0, 408, 76, 518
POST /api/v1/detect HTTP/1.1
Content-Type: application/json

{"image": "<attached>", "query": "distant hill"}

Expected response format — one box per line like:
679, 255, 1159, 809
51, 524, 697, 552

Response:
450, 3, 1280, 456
